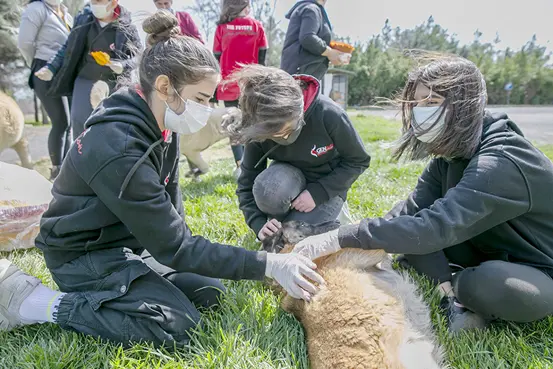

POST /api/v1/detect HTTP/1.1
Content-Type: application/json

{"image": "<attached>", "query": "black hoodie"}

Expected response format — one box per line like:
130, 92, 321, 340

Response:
280, 0, 332, 77
237, 75, 371, 236
338, 112, 553, 276
36, 88, 267, 281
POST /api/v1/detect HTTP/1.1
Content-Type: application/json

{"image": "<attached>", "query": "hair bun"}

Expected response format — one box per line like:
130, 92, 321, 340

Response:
142, 10, 181, 47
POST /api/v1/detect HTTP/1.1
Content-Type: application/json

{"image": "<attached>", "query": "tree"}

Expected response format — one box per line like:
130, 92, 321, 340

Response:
186, 0, 220, 41
0, 0, 26, 92
64, 0, 85, 17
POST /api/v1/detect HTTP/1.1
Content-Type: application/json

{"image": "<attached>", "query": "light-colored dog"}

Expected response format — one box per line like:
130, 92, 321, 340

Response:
0, 91, 32, 169
262, 221, 447, 369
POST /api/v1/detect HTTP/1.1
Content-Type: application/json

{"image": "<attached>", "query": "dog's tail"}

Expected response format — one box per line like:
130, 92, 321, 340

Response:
90, 81, 110, 110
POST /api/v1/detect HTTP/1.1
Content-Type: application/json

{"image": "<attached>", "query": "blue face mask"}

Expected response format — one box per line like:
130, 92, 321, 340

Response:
411, 106, 447, 143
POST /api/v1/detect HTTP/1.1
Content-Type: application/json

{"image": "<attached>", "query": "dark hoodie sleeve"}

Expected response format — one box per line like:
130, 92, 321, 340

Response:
338, 154, 531, 254
384, 159, 443, 220
236, 143, 269, 236
306, 111, 371, 205
298, 4, 328, 56
86, 155, 267, 281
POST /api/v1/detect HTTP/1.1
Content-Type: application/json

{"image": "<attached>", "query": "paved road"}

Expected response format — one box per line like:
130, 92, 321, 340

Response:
1, 106, 552, 165
352, 106, 553, 144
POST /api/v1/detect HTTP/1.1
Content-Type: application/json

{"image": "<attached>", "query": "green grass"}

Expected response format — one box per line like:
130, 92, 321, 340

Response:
2, 115, 553, 368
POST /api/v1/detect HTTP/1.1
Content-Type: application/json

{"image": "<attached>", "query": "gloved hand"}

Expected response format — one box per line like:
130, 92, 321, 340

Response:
107, 61, 123, 75
291, 229, 341, 261
265, 252, 325, 301
34, 67, 53, 81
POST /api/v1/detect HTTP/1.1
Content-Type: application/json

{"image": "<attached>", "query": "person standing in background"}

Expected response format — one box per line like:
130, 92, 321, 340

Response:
153, 0, 204, 43
18, 0, 73, 180
280, 0, 348, 81
34, 0, 142, 141
214, 0, 268, 179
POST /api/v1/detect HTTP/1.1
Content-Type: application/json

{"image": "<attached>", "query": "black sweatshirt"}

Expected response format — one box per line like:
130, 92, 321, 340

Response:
338, 111, 553, 276
78, 21, 117, 82
36, 88, 267, 280
237, 75, 371, 236
280, 0, 332, 76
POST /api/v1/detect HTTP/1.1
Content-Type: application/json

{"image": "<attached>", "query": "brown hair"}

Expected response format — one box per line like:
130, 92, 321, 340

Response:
393, 52, 488, 161
218, 0, 250, 25
139, 10, 220, 100
222, 65, 305, 144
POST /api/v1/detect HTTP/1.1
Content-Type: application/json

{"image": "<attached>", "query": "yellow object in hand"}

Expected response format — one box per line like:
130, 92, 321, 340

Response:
90, 51, 111, 66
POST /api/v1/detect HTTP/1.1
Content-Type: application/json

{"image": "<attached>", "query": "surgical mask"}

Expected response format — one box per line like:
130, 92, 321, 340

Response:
411, 106, 447, 143
91, 2, 113, 19
271, 122, 304, 145
45, 0, 62, 6
164, 88, 213, 135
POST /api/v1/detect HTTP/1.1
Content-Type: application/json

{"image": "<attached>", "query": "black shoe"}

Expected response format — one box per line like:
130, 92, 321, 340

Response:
439, 296, 489, 333
50, 165, 61, 181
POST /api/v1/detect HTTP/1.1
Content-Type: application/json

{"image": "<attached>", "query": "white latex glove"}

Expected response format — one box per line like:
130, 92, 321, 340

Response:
108, 61, 124, 75
35, 67, 54, 81
265, 252, 325, 301
291, 229, 341, 261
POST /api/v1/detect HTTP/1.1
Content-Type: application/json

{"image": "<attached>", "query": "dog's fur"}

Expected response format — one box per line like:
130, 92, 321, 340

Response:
262, 221, 446, 369
178, 107, 241, 173
0, 91, 32, 169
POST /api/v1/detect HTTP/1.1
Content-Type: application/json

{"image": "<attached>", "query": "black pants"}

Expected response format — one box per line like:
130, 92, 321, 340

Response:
32, 59, 71, 166
223, 100, 244, 164
49, 247, 225, 348
403, 243, 553, 322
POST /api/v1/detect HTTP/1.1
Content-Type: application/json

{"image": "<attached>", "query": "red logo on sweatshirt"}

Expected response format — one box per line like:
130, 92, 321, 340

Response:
75, 127, 91, 155
311, 143, 334, 158
164, 173, 170, 186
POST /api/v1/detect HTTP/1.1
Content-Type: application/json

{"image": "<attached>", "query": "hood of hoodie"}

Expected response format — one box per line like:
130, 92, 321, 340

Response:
285, 0, 332, 28
84, 87, 167, 198
482, 110, 524, 139
294, 74, 321, 118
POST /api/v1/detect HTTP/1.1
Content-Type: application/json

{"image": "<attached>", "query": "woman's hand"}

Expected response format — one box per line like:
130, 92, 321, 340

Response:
258, 218, 282, 241
107, 61, 123, 75
322, 47, 346, 66
291, 190, 316, 212
34, 67, 53, 81
291, 229, 341, 260
265, 252, 325, 301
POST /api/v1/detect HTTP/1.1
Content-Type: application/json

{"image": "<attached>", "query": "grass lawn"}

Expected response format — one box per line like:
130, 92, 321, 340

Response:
2, 115, 553, 369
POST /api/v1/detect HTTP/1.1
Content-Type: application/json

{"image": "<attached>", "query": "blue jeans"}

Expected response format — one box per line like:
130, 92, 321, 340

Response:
252, 162, 344, 224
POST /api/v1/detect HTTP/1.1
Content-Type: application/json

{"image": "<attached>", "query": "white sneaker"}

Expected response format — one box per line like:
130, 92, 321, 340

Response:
0, 259, 41, 331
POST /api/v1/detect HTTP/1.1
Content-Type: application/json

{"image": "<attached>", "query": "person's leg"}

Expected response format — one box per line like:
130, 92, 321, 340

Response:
223, 100, 244, 169
1, 249, 202, 349
253, 162, 306, 220
32, 74, 70, 173
453, 260, 553, 323
70, 77, 95, 140
142, 251, 225, 309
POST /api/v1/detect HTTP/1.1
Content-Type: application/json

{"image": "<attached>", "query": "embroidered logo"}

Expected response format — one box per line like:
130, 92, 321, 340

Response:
75, 127, 91, 155
311, 143, 334, 158
164, 173, 170, 186
109, 43, 115, 51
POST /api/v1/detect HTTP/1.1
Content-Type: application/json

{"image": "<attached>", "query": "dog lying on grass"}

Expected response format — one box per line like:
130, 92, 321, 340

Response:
261, 220, 447, 369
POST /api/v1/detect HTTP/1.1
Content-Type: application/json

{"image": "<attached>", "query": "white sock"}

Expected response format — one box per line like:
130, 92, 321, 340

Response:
19, 284, 66, 324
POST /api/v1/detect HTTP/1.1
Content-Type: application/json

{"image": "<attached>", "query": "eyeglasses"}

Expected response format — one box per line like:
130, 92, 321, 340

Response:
279, 119, 305, 139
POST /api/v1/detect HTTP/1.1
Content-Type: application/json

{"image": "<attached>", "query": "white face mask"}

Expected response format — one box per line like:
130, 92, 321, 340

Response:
164, 88, 213, 135
91, 2, 113, 19
411, 106, 447, 143
45, 0, 62, 6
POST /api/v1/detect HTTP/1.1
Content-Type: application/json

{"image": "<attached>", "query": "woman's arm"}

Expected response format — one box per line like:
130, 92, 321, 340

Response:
236, 143, 269, 236
86, 155, 267, 281
17, 3, 46, 67
298, 4, 328, 56
305, 110, 371, 205
339, 154, 531, 254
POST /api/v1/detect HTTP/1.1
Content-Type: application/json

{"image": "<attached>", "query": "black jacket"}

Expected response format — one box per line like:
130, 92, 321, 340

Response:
46, 5, 141, 97
237, 75, 371, 236
36, 87, 266, 281
280, 0, 332, 78
339, 112, 553, 276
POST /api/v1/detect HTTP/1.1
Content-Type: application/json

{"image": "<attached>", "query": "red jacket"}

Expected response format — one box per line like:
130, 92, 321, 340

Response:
175, 11, 203, 44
